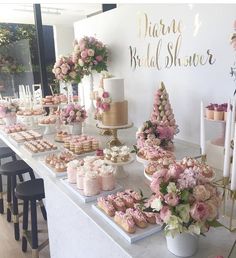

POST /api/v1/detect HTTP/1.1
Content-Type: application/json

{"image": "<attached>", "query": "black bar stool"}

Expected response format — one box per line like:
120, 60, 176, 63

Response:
0, 160, 35, 240
15, 178, 48, 258
0, 147, 17, 214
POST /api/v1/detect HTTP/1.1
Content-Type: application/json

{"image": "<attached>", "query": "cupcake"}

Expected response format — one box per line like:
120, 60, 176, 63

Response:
205, 104, 215, 119
213, 105, 224, 121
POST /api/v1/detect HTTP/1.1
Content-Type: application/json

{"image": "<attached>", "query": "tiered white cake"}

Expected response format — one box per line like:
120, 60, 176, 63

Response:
102, 78, 128, 126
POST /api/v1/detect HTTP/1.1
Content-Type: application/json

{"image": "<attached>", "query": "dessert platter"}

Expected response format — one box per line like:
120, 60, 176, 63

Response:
63, 135, 100, 155
136, 145, 175, 167
9, 130, 42, 145
143, 157, 175, 181
1, 123, 27, 134
92, 190, 162, 243
103, 146, 134, 178
38, 116, 57, 135
22, 139, 58, 157
60, 156, 122, 203
42, 151, 78, 177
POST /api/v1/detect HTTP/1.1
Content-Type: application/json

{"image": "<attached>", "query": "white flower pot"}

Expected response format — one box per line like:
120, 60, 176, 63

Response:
166, 233, 199, 257
68, 123, 82, 135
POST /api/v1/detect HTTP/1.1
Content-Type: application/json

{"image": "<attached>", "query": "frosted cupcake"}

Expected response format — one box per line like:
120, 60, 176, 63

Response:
100, 165, 115, 191
83, 172, 100, 196
67, 160, 80, 184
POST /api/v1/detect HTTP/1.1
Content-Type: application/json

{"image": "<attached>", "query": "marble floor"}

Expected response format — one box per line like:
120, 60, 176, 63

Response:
0, 203, 50, 258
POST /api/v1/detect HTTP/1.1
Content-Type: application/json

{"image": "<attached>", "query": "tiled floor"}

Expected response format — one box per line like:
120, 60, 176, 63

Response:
0, 204, 50, 258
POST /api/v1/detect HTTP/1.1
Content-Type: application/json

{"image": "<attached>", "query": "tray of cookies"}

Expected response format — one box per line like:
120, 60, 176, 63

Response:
92, 190, 162, 243
22, 139, 58, 156
9, 130, 42, 145
2, 123, 27, 134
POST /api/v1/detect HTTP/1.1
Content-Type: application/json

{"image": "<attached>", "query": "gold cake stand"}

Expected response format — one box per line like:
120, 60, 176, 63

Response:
96, 122, 133, 147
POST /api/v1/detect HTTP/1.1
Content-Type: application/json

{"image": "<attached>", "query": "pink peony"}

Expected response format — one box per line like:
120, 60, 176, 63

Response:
150, 178, 161, 194
102, 91, 109, 98
190, 202, 209, 221
164, 193, 179, 206
96, 55, 103, 62
205, 200, 218, 221
160, 206, 171, 223
168, 163, 183, 179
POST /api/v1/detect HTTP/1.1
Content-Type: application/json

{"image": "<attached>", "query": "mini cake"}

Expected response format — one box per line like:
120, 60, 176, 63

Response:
83, 172, 100, 196
114, 211, 136, 233
67, 160, 80, 183
100, 165, 115, 191
104, 146, 131, 163
76, 167, 86, 190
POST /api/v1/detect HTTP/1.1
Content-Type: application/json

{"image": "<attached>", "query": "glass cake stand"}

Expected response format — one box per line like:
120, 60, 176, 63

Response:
104, 156, 134, 178
96, 122, 133, 147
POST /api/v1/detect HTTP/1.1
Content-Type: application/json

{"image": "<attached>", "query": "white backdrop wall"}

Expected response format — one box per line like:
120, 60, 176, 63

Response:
74, 4, 236, 144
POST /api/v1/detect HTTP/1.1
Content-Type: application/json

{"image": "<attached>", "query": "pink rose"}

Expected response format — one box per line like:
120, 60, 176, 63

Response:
160, 206, 171, 223
81, 50, 88, 59
61, 67, 69, 75
206, 200, 218, 221
102, 91, 109, 98
54, 67, 61, 75
150, 178, 161, 194
96, 55, 103, 62
193, 185, 211, 201
102, 102, 110, 111
164, 193, 179, 206
190, 202, 209, 221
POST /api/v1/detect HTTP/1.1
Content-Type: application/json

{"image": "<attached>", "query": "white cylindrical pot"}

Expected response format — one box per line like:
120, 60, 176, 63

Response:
166, 233, 199, 257
68, 123, 82, 135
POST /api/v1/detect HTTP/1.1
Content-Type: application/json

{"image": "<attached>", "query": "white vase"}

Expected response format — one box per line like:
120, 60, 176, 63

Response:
166, 233, 199, 257
68, 123, 82, 135
3, 115, 16, 126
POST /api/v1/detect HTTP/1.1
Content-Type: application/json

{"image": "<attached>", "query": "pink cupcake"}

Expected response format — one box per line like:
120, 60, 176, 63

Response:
67, 160, 80, 184
100, 165, 115, 191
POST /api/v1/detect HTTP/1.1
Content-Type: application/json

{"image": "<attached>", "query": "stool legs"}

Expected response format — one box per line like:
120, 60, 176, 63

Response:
11, 175, 19, 240
6, 176, 11, 222
0, 175, 3, 214
38, 200, 47, 221
22, 200, 29, 252
31, 200, 39, 258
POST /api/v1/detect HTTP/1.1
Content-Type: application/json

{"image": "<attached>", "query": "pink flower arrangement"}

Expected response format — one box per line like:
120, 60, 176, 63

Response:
136, 120, 176, 149
0, 101, 18, 118
60, 104, 87, 125
52, 55, 83, 83
72, 36, 108, 76
145, 157, 222, 237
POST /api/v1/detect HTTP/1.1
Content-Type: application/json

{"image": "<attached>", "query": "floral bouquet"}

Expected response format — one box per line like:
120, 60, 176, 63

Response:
72, 36, 108, 75
52, 55, 83, 83
60, 103, 87, 125
0, 101, 18, 118
144, 157, 221, 237
136, 120, 176, 149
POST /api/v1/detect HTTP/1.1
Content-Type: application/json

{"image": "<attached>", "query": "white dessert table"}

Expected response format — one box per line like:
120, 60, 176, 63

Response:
0, 126, 235, 258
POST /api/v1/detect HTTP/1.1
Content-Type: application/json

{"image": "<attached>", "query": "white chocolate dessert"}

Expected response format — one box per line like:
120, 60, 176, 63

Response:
104, 146, 131, 163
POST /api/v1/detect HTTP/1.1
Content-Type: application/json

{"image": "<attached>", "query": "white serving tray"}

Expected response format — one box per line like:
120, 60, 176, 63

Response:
21, 146, 59, 157
92, 204, 162, 244
40, 161, 67, 178
60, 177, 122, 203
